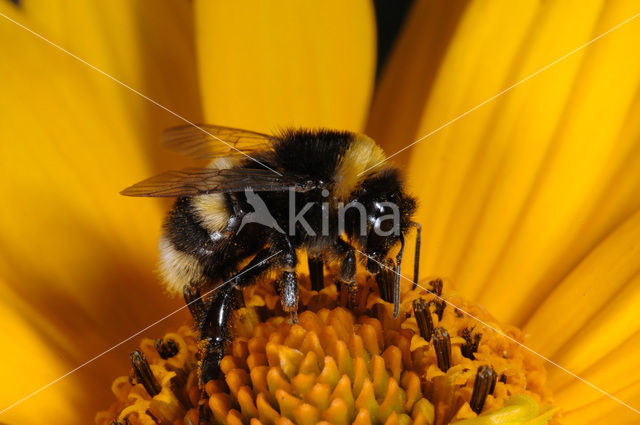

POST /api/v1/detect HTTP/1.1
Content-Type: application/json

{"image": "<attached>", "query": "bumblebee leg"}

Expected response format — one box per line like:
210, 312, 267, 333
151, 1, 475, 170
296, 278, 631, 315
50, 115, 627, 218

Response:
232, 248, 279, 288
281, 270, 299, 323
199, 248, 276, 384
183, 283, 207, 332
334, 239, 357, 308
367, 234, 405, 318
391, 234, 405, 318
199, 284, 241, 384
217, 193, 249, 237
375, 258, 397, 303
199, 336, 224, 384
411, 222, 422, 289
277, 236, 299, 322
307, 254, 324, 291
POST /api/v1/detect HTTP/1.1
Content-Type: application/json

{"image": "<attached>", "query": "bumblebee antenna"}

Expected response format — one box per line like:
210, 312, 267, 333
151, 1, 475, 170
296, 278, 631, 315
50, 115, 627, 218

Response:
393, 233, 405, 317
411, 222, 422, 289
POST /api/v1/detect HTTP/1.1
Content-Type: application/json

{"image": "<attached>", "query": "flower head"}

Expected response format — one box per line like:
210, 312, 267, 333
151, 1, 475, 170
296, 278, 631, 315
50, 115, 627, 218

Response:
98, 275, 559, 425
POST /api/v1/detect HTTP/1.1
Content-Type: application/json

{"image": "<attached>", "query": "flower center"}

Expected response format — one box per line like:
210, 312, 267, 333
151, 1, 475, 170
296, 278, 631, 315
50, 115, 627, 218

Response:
97, 275, 560, 425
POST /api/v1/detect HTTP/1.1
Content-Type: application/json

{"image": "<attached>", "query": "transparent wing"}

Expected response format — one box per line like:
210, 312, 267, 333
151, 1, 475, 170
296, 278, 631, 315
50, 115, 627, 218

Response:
162, 124, 276, 159
121, 167, 316, 197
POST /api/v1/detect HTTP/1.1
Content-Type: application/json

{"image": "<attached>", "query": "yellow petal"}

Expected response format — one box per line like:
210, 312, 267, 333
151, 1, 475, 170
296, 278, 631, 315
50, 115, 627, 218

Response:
367, 0, 467, 157
522, 211, 640, 419
474, 0, 640, 324
18, 0, 202, 162
194, 0, 375, 132
0, 2, 194, 421
545, 273, 640, 390
403, 0, 541, 284
0, 282, 76, 423
395, 0, 640, 331
560, 379, 640, 425
432, 0, 605, 300
525, 208, 640, 358
553, 330, 640, 420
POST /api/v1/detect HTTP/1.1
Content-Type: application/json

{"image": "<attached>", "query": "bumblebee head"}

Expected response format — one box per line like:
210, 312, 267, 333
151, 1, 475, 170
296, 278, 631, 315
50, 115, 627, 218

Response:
342, 168, 416, 269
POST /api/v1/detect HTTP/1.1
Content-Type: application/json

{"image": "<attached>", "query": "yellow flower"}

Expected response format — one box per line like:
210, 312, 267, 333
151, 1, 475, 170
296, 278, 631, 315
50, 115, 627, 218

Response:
1, 1, 639, 424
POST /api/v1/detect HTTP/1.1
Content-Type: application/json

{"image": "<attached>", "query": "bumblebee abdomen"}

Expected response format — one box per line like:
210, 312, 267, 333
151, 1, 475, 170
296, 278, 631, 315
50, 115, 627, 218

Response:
164, 197, 216, 256
158, 234, 203, 294
159, 195, 231, 293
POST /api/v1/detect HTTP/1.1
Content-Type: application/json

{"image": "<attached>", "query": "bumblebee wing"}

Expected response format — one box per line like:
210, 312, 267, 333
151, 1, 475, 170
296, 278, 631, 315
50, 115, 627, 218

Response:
162, 124, 276, 159
121, 167, 314, 197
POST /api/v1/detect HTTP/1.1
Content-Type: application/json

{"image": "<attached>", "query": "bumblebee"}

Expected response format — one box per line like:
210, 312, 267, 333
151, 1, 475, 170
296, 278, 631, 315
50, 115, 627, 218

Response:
122, 124, 421, 382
